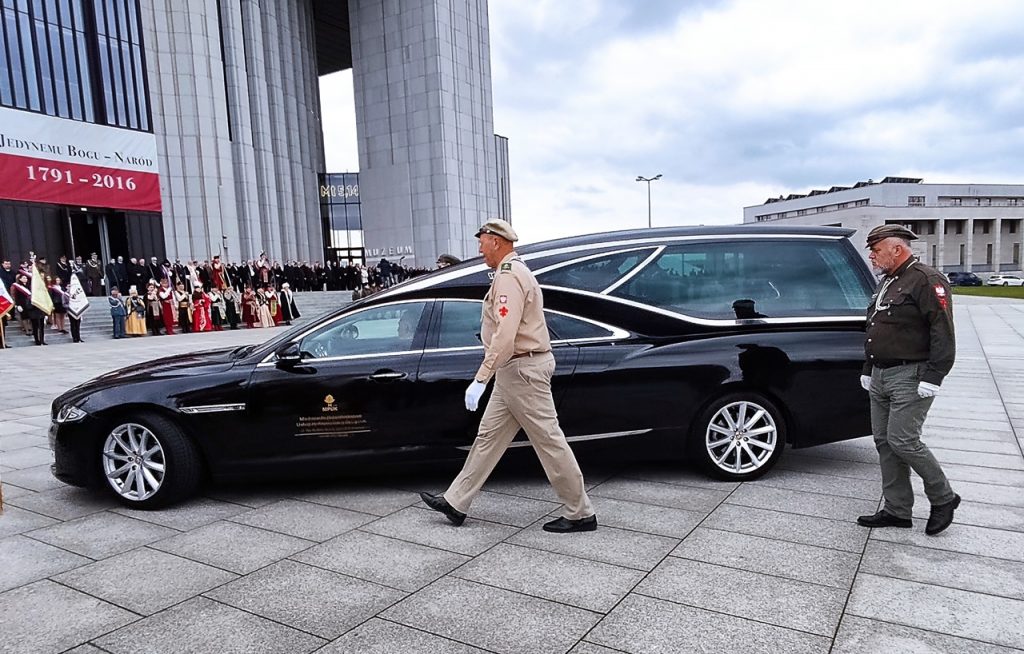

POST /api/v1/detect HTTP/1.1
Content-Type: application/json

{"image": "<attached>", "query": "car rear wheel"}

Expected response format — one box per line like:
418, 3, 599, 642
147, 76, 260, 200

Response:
1003, 282, 1009, 286
690, 392, 786, 481
100, 414, 201, 509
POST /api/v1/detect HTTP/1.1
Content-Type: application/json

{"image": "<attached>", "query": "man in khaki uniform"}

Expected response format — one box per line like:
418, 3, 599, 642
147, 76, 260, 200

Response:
420, 219, 597, 532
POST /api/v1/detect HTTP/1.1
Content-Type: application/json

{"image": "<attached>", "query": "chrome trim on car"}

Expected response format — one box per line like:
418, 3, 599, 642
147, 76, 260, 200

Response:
179, 403, 247, 414
601, 246, 667, 295
455, 429, 652, 451
533, 245, 660, 276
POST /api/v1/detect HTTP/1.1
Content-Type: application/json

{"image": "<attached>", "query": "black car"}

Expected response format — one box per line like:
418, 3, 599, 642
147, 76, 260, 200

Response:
947, 271, 983, 286
51, 225, 875, 507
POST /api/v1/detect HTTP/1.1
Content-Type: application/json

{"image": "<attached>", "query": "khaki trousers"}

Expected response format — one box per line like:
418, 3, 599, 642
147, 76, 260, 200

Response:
444, 351, 595, 520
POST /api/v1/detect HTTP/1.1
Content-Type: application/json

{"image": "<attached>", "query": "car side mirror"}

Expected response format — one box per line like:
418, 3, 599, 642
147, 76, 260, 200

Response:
276, 342, 303, 368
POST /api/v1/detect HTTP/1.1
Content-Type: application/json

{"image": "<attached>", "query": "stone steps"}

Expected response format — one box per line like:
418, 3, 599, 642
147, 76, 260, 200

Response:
3, 290, 353, 348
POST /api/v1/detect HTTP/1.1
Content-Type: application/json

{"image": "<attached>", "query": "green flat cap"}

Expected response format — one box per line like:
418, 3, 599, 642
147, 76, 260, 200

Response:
866, 224, 918, 247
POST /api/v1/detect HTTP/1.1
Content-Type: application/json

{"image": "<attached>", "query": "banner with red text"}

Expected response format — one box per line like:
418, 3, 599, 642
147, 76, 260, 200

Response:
0, 107, 161, 212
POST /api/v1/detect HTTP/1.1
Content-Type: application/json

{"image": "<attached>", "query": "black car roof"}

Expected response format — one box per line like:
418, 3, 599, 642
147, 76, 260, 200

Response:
512, 224, 856, 256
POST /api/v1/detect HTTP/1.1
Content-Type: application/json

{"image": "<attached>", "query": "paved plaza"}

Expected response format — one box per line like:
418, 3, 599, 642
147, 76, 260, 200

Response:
1, 296, 1023, 653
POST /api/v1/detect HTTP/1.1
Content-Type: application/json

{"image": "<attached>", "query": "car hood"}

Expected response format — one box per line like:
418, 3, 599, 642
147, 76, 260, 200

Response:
56, 348, 240, 407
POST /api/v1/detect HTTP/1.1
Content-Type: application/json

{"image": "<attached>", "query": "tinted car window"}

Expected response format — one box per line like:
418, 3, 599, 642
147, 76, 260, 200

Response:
437, 301, 482, 348
610, 239, 872, 319
300, 302, 427, 358
546, 312, 615, 340
537, 248, 656, 292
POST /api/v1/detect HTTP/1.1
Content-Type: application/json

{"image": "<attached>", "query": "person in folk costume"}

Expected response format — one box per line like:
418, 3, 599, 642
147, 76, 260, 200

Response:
173, 282, 192, 333
222, 286, 240, 329
108, 288, 127, 339
264, 284, 282, 325
49, 276, 69, 334
125, 286, 147, 336
145, 282, 163, 335
191, 286, 211, 332
255, 285, 275, 328
256, 253, 272, 287
0, 272, 16, 348
208, 287, 225, 331
11, 272, 33, 336
66, 274, 89, 343
157, 279, 176, 335
242, 284, 257, 328
28, 261, 53, 345
85, 253, 104, 296
210, 254, 227, 290
279, 282, 301, 326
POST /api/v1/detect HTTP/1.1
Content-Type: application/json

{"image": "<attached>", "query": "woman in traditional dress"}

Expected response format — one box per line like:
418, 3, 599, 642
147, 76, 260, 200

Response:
264, 285, 282, 325
256, 286, 275, 328
125, 286, 147, 336
49, 276, 69, 334
242, 284, 257, 328
191, 288, 211, 332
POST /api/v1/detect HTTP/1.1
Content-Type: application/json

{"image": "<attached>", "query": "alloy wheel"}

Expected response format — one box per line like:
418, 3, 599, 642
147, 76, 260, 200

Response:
704, 400, 778, 474
102, 423, 166, 502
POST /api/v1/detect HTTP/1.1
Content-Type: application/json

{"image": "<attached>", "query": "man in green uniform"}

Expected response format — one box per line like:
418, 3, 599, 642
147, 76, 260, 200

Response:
857, 224, 960, 535
420, 219, 597, 533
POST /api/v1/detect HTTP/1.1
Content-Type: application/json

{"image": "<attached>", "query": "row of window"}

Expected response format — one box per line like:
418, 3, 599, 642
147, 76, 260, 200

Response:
0, 0, 150, 130
940, 197, 1024, 207
936, 243, 1022, 267
755, 199, 870, 221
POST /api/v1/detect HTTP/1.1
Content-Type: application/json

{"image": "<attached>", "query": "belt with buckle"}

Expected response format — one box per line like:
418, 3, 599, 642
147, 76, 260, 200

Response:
873, 359, 923, 369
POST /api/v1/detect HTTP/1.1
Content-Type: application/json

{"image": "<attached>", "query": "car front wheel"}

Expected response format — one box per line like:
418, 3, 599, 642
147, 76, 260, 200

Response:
100, 414, 201, 508
690, 392, 786, 481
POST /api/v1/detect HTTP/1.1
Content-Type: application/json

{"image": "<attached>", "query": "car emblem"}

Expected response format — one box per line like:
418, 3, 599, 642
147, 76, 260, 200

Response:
322, 395, 339, 413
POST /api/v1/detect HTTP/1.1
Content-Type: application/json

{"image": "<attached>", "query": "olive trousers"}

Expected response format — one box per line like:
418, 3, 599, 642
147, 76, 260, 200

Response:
444, 352, 595, 520
869, 362, 956, 519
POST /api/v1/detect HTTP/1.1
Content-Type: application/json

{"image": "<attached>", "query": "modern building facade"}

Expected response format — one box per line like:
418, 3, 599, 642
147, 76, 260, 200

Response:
744, 177, 1024, 273
1, 0, 504, 270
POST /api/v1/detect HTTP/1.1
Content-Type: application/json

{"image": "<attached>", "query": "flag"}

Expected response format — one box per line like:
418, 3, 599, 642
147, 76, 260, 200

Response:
31, 270, 54, 316
67, 275, 90, 319
0, 276, 13, 318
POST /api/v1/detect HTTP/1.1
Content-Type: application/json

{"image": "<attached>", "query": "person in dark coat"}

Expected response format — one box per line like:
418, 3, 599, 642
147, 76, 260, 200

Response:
279, 283, 301, 325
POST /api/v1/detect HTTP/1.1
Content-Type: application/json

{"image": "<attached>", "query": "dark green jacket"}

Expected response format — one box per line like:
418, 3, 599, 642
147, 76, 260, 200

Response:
863, 257, 956, 385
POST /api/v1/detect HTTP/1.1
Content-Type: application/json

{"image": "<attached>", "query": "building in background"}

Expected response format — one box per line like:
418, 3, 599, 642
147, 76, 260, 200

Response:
744, 177, 1024, 274
1, 0, 505, 270
318, 172, 364, 265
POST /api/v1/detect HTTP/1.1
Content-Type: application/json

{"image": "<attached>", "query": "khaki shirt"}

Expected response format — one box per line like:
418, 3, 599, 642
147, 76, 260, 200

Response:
862, 257, 956, 386
475, 251, 551, 382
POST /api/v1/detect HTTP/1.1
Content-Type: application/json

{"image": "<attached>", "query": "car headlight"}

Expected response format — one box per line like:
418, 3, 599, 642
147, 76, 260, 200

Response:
56, 405, 87, 424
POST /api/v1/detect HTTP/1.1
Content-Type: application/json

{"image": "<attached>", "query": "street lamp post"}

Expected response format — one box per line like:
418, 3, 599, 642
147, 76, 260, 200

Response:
636, 174, 662, 228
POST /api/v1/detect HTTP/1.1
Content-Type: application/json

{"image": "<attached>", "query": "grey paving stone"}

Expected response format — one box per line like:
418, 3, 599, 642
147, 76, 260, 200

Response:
588, 477, 729, 511
508, 519, 678, 570
833, 615, 1022, 654
453, 543, 643, 612
479, 474, 562, 502
0, 432, 47, 451
930, 447, 1024, 470
293, 529, 470, 592
205, 484, 301, 508
586, 495, 706, 539
847, 574, 1024, 649
726, 484, 878, 521
860, 540, 1024, 600
228, 499, 375, 541
587, 593, 829, 654
0, 421, 38, 437
316, 618, 488, 654
779, 453, 881, 481
618, 464, 741, 492
94, 596, 325, 654
300, 484, 420, 515
456, 490, 560, 527
206, 559, 404, 639
0, 505, 57, 538
0, 534, 91, 592
0, 481, 32, 500
29, 511, 178, 559
0, 464, 66, 492
804, 439, 880, 464
362, 506, 519, 556
383, 576, 600, 654
63, 644, 109, 654
54, 547, 238, 615
702, 503, 869, 553
870, 519, 1024, 562
568, 644, 624, 654
938, 463, 1024, 488
926, 435, 1021, 455
910, 495, 1024, 532
921, 478, 1024, 508
672, 527, 861, 589
112, 497, 250, 531
0, 580, 136, 654
150, 520, 314, 574
8, 485, 116, 520
637, 557, 847, 636
757, 467, 881, 500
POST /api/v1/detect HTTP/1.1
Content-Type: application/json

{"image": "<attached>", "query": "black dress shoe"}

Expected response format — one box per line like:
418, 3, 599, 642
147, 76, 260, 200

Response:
419, 492, 465, 526
857, 510, 912, 528
926, 494, 961, 536
542, 515, 598, 533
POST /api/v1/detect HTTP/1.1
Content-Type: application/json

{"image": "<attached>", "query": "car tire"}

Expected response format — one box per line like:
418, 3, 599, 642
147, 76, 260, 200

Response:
99, 413, 202, 509
690, 392, 786, 481
1003, 282, 1009, 286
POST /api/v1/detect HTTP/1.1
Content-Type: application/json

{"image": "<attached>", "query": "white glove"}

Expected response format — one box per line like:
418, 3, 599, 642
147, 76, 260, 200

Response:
917, 381, 940, 398
859, 375, 872, 391
465, 380, 487, 412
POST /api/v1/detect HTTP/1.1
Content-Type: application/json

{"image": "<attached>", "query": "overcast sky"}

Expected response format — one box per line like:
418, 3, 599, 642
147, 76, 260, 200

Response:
320, 0, 1024, 244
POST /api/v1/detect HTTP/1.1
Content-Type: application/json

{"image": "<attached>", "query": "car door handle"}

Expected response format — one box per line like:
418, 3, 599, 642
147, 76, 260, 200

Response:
369, 371, 408, 380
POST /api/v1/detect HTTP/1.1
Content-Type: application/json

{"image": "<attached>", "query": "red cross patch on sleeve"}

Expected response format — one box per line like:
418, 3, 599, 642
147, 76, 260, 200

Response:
499, 306, 509, 318
934, 284, 948, 310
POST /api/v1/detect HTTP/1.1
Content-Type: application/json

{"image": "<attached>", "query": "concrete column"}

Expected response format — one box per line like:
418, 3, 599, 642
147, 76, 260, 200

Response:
994, 218, 1002, 272
936, 219, 945, 271
965, 218, 974, 272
